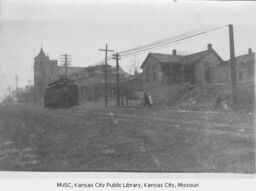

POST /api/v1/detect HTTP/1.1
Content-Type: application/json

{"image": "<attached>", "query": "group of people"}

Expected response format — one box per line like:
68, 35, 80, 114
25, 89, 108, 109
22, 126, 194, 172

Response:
120, 89, 129, 106
117, 88, 153, 107
215, 95, 229, 111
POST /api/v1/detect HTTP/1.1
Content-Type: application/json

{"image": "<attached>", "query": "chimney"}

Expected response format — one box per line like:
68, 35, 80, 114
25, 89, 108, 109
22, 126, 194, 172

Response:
207, 43, 212, 50
172, 49, 177, 55
248, 48, 252, 55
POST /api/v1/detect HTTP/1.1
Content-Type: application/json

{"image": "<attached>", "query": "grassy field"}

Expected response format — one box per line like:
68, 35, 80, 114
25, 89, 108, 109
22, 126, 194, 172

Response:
0, 103, 255, 173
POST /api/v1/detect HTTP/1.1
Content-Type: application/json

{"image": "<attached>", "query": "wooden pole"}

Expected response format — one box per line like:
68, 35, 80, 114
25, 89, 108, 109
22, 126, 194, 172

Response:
229, 24, 237, 108
26, 86, 29, 103
15, 75, 18, 90
8, 86, 11, 98
65, 54, 68, 77
114, 53, 121, 107
60, 53, 71, 78
104, 45, 108, 107
99, 44, 114, 107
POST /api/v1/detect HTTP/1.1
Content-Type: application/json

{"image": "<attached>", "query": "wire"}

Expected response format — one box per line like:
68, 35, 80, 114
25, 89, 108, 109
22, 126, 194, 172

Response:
92, 25, 226, 66
119, 25, 225, 57
120, 25, 224, 55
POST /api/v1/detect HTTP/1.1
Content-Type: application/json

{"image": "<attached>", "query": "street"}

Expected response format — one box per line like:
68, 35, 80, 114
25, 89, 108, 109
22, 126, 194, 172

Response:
0, 103, 254, 173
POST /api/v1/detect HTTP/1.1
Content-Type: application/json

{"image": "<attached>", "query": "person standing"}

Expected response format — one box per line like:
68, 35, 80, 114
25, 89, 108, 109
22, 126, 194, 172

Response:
148, 92, 153, 107
144, 91, 150, 107
120, 89, 124, 107
125, 89, 129, 106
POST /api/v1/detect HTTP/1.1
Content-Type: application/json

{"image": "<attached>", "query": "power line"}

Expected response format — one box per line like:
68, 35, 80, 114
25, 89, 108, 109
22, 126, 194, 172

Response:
120, 25, 225, 57
118, 26, 219, 55
120, 36, 199, 59
90, 25, 226, 66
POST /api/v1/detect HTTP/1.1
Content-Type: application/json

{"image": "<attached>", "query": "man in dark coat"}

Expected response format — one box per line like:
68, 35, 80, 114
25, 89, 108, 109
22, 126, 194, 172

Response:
144, 91, 150, 107
120, 89, 124, 107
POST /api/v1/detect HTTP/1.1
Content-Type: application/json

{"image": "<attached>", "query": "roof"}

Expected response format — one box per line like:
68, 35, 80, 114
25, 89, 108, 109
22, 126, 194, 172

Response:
69, 64, 130, 78
150, 53, 184, 63
140, 48, 223, 68
35, 48, 48, 59
224, 52, 255, 66
184, 50, 209, 62
234, 52, 255, 62
185, 48, 223, 63
122, 73, 143, 82
57, 66, 86, 75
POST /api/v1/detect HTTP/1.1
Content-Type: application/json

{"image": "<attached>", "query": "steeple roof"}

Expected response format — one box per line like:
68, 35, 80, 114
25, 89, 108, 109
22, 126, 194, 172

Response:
35, 47, 47, 58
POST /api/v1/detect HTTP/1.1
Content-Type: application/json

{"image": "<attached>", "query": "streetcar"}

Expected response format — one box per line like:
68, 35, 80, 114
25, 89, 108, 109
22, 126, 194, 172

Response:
44, 78, 79, 108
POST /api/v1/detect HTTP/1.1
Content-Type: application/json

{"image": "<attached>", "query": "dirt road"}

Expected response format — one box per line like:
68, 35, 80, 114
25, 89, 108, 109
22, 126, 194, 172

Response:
0, 103, 254, 173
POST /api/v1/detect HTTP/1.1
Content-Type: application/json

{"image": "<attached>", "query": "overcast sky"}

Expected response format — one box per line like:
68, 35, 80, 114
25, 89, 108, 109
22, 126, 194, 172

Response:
0, 0, 256, 99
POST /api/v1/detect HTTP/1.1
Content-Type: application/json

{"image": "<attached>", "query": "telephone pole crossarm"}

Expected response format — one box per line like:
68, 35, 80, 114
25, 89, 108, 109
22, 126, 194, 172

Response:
60, 53, 72, 78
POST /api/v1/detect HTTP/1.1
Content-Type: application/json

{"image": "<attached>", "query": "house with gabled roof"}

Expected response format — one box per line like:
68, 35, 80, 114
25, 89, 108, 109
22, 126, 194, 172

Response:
140, 43, 224, 103
209, 48, 255, 83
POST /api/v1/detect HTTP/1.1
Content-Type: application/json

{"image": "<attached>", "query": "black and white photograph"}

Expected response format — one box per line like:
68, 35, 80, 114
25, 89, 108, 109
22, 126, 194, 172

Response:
0, 0, 255, 189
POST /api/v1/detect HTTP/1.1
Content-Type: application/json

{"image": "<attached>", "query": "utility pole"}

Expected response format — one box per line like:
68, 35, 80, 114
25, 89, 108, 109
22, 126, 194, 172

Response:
15, 75, 18, 90
99, 44, 114, 107
182, 56, 185, 85
8, 86, 11, 98
60, 53, 72, 78
87, 67, 96, 101
113, 53, 121, 107
26, 86, 29, 103
229, 24, 237, 108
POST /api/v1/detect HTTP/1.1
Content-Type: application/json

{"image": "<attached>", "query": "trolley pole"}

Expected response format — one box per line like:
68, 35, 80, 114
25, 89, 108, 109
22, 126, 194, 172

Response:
113, 53, 121, 107
99, 44, 114, 107
229, 24, 237, 108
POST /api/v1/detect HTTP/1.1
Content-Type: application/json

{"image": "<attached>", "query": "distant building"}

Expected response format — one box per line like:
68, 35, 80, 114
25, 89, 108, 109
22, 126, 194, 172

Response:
33, 47, 131, 103
34, 48, 58, 102
235, 48, 255, 81
69, 64, 130, 102
34, 47, 87, 102
120, 72, 144, 99
209, 48, 255, 83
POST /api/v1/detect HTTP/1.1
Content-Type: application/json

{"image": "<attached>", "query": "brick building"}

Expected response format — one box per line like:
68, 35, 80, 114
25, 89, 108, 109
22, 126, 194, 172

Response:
34, 48, 58, 102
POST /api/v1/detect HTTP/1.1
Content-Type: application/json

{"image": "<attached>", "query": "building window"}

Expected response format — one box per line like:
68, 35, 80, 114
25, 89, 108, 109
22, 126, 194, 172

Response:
239, 71, 243, 80
145, 68, 150, 82
205, 68, 210, 83
153, 65, 157, 81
